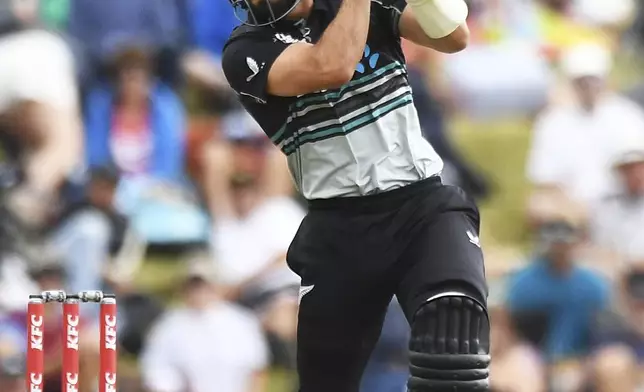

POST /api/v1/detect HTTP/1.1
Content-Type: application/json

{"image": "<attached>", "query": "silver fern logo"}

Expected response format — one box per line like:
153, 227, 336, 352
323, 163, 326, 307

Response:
246, 57, 265, 82
467, 230, 480, 248
298, 285, 314, 304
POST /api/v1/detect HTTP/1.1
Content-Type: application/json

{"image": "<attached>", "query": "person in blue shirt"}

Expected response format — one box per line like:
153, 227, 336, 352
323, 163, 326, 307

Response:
84, 46, 209, 245
84, 46, 186, 183
506, 219, 611, 361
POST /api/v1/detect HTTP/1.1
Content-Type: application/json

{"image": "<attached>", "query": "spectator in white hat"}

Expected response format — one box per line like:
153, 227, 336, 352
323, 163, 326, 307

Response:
592, 133, 644, 266
527, 43, 644, 208
140, 258, 269, 392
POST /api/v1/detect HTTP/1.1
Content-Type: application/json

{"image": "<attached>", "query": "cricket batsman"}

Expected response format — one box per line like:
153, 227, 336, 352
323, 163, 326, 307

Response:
221, 0, 490, 389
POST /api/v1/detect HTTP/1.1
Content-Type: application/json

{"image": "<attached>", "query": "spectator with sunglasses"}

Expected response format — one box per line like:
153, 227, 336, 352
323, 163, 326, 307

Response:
506, 214, 610, 362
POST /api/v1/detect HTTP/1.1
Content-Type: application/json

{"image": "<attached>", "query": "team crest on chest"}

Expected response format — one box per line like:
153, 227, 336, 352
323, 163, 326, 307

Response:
274, 33, 309, 44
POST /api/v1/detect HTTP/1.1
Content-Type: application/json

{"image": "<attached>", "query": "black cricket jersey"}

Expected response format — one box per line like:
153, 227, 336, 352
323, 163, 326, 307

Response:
222, 0, 443, 199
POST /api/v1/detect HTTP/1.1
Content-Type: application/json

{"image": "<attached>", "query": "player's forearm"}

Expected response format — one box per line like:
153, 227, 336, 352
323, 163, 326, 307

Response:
312, 0, 372, 79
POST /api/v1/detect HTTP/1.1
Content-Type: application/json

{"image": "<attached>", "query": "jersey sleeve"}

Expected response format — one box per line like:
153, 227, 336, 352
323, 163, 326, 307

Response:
222, 35, 291, 104
374, 0, 408, 38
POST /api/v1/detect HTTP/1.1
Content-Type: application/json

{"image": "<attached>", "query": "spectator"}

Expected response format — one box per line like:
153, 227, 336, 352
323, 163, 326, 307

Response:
83, 46, 209, 245
534, 0, 610, 57
0, 353, 24, 392
216, 111, 294, 199
442, 0, 553, 118
0, 316, 24, 352
588, 266, 644, 392
140, 261, 269, 392
218, 111, 272, 176
105, 272, 165, 358
403, 40, 490, 200
488, 271, 547, 392
179, 0, 240, 115
84, 47, 185, 183
0, 1, 83, 311
0, 0, 82, 230
592, 133, 644, 265
67, 0, 183, 86
575, 0, 636, 32
0, 247, 39, 315
48, 167, 144, 299
526, 43, 644, 207
203, 138, 301, 370
506, 216, 611, 362
0, 311, 26, 392
490, 306, 546, 392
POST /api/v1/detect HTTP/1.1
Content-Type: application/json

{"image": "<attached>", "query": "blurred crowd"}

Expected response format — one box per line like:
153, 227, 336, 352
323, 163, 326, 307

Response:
0, 0, 643, 391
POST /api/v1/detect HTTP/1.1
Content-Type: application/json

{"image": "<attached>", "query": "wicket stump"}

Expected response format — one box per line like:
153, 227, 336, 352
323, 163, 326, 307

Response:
27, 290, 117, 392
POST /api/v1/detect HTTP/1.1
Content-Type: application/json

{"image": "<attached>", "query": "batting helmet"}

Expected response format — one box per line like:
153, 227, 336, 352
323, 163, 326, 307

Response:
229, 0, 303, 27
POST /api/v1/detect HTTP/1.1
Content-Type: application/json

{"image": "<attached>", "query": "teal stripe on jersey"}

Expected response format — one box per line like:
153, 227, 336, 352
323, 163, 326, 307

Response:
294, 62, 403, 108
282, 92, 413, 155
270, 117, 289, 144
271, 62, 405, 144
